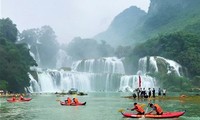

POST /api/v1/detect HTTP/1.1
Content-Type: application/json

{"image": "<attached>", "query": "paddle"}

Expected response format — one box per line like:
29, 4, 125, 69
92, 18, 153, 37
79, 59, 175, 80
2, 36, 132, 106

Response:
56, 99, 61, 102
142, 97, 152, 118
141, 104, 146, 108
118, 108, 125, 113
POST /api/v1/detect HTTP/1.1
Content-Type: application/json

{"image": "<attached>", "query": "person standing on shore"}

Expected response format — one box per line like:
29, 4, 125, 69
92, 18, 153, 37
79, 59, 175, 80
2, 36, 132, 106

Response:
152, 88, 155, 98
148, 88, 151, 98
162, 89, 166, 96
135, 88, 140, 99
158, 88, 162, 96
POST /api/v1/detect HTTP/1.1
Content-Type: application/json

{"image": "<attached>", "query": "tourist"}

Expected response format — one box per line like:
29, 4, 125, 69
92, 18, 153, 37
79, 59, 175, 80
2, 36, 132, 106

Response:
73, 97, 79, 105
141, 88, 146, 98
128, 103, 145, 115
132, 93, 137, 99
135, 88, 140, 98
19, 94, 24, 100
158, 88, 162, 96
148, 88, 151, 98
146, 103, 163, 115
12, 95, 16, 101
162, 89, 166, 96
152, 88, 155, 98
139, 88, 142, 98
65, 97, 72, 105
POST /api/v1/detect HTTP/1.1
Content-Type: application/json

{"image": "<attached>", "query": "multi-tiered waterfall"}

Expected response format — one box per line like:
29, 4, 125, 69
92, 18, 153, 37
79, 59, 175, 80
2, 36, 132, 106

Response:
28, 56, 182, 93
138, 56, 182, 76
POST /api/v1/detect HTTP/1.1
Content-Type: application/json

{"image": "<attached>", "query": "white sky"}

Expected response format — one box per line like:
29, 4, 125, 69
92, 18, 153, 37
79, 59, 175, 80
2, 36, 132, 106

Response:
1, 0, 150, 44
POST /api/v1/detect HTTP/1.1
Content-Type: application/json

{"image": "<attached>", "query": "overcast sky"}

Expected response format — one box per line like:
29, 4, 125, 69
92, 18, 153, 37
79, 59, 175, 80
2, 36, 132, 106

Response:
1, 0, 150, 44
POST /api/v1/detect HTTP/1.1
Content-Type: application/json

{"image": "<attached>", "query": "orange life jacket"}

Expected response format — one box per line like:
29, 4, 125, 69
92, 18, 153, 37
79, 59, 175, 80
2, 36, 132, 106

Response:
135, 104, 145, 113
67, 98, 72, 105
74, 98, 79, 104
154, 104, 163, 114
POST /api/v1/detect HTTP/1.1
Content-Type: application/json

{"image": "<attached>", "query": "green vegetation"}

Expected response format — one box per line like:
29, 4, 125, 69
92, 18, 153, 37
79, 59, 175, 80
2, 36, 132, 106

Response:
113, 0, 200, 91
19, 26, 59, 68
0, 18, 37, 92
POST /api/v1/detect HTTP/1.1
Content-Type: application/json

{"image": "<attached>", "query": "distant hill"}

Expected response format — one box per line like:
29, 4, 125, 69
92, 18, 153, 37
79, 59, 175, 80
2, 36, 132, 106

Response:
95, 6, 146, 47
95, 0, 200, 47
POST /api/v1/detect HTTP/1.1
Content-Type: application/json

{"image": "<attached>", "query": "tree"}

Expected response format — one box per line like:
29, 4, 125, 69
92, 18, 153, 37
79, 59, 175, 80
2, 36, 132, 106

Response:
0, 18, 37, 92
0, 18, 18, 43
19, 25, 59, 68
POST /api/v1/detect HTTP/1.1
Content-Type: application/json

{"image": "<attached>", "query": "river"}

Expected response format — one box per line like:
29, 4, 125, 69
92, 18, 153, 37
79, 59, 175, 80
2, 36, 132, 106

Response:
0, 92, 200, 120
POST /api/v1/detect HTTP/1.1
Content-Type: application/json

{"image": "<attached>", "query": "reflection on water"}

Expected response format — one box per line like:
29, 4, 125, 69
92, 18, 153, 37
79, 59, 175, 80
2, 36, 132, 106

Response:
0, 92, 200, 120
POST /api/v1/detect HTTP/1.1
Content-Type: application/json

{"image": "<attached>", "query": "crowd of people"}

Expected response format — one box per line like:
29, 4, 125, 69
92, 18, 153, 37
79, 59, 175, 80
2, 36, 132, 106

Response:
133, 88, 167, 99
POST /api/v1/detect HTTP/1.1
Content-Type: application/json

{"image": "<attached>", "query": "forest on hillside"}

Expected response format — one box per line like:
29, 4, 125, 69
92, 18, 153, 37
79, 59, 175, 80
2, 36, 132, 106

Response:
0, 18, 37, 92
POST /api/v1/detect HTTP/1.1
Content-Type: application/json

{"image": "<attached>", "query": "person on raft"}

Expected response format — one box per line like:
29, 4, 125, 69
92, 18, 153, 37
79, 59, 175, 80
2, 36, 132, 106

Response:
72, 98, 79, 105
146, 103, 163, 115
128, 102, 145, 115
12, 95, 16, 101
19, 94, 24, 100
65, 97, 72, 105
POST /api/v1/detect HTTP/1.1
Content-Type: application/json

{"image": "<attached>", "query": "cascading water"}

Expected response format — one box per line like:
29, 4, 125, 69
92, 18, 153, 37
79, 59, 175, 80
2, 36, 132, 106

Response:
157, 56, 182, 76
56, 49, 73, 69
27, 73, 41, 93
72, 57, 125, 74
119, 75, 156, 92
29, 57, 125, 93
138, 56, 182, 76
29, 56, 182, 93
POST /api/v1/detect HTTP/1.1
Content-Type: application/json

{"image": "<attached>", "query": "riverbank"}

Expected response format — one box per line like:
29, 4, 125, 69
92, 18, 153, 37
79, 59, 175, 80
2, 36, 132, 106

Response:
123, 93, 200, 103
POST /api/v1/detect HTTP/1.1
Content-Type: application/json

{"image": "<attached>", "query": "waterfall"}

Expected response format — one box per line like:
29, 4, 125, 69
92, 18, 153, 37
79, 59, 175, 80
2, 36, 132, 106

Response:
28, 69, 122, 93
138, 56, 182, 76
119, 75, 156, 92
157, 56, 182, 76
72, 57, 125, 74
56, 49, 73, 69
27, 73, 40, 93
29, 56, 182, 93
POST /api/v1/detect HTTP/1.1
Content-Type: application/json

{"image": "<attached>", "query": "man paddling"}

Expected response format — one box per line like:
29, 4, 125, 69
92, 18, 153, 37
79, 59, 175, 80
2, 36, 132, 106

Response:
19, 94, 24, 100
146, 103, 163, 115
65, 97, 72, 105
72, 97, 79, 105
128, 103, 145, 115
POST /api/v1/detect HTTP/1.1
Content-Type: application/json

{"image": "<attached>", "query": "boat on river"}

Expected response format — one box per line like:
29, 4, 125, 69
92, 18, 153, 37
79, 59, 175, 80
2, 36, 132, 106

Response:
60, 101, 86, 106
7, 98, 32, 103
121, 111, 185, 118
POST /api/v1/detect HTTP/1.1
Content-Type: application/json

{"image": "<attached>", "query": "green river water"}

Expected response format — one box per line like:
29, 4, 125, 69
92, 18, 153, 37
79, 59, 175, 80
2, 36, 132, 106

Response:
0, 92, 199, 120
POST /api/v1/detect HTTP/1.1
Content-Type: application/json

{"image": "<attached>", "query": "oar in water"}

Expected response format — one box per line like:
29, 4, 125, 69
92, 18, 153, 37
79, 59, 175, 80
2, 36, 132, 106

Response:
56, 99, 61, 102
141, 104, 146, 108
142, 97, 152, 118
118, 109, 125, 113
